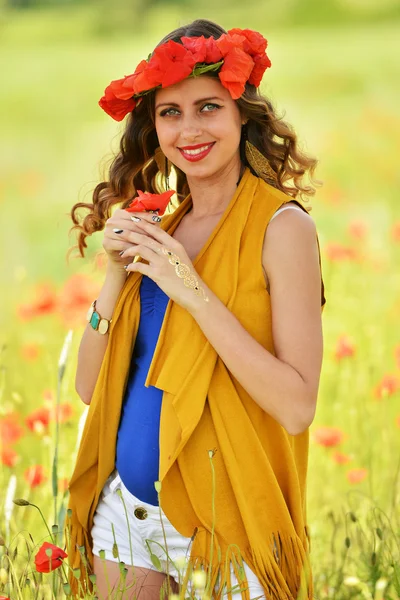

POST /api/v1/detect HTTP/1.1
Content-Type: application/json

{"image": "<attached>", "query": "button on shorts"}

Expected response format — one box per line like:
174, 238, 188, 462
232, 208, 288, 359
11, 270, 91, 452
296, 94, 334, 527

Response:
91, 468, 265, 598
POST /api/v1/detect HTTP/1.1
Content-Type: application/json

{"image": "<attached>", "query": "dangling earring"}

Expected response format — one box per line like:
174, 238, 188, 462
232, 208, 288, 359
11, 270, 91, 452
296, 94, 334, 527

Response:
242, 124, 278, 185
154, 146, 171, 191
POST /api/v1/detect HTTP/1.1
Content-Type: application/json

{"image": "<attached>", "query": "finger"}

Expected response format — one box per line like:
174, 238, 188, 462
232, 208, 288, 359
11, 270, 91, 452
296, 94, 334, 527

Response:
122, 210, 162, 225
125, 259, 152, 277
121, 244, 159, 263
132, 218, 175, 245
106, 215, 162, 233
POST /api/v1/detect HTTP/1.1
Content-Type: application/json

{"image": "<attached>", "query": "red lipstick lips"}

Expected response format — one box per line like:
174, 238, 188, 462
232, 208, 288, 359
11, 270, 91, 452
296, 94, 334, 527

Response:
178, 142, 215, 162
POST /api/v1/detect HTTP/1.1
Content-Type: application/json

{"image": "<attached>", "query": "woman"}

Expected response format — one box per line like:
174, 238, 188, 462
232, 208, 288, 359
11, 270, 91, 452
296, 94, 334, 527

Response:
67, 18, 326, 600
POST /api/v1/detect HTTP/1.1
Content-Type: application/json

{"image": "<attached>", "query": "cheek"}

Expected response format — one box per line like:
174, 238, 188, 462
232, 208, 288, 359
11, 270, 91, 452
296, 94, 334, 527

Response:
154, 118, 175, 146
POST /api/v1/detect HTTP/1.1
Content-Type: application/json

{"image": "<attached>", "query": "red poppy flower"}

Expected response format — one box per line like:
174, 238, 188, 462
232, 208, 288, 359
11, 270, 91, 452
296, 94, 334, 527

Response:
332, 451, 352, 465
228, 28, 268, 56
24, 465, 47, 488
347, 468, 368, 484
127, 59, 163, 95
334, 334, 356, 361
1, 448, 18, 468
374, 374, 400, 399
248, 52, 272, 87
17, 283, 58, 321
0, 413, 23, 445
58, 273, 101, 327
34, 542, 68, 573
149, 40, 197, 88
98, 81, 137, 122
56, 403, 74, 423
26, 407, 51, 433
312, 426, 344, 448
0, 596, 11, 600
181, 36, 223, 64
126, 190, 175, 216
21, 343, 41, 362
218, 47, 254, 99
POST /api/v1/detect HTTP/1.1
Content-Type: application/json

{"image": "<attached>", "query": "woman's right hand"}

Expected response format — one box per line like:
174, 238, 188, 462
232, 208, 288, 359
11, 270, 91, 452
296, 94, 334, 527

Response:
103, 208, 163, 273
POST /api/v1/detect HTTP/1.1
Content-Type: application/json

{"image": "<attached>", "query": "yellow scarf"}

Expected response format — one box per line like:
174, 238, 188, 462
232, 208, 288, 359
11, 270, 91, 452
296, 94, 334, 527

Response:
67, 167, 326, 599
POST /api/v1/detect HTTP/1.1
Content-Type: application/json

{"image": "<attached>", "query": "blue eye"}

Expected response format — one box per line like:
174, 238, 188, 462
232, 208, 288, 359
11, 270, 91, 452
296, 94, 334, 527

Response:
160, 108, 180, 117
201, 103, 221, 112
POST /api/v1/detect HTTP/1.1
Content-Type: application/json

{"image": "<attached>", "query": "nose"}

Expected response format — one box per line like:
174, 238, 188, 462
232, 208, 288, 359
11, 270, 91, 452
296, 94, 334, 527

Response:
180, 114, 203, 142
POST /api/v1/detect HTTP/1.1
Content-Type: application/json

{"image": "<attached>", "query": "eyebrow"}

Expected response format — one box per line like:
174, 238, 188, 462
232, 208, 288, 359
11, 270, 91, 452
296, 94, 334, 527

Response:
155, 96, 224, 110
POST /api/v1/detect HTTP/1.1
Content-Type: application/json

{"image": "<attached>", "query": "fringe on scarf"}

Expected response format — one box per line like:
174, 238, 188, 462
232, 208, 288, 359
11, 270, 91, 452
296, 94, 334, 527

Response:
177, 529, 313, 600
65, 514, 95, 599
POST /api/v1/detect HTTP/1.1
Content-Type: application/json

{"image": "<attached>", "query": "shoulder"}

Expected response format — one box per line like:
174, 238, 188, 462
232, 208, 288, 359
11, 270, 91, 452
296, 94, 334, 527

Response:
263, 200, 317, 266
262, 200, 319, 293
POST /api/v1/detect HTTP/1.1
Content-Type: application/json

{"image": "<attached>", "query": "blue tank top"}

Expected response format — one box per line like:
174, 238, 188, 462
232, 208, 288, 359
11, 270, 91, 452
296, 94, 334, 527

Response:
115, 275, 169, 506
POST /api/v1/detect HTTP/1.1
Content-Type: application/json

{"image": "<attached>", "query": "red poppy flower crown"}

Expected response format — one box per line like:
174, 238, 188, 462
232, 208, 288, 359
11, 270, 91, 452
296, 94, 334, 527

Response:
99, 28, 271, 122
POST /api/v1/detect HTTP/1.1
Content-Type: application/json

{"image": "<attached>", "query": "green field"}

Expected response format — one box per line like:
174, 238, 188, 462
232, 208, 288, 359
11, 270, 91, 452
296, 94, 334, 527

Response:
1, 7, 400, 599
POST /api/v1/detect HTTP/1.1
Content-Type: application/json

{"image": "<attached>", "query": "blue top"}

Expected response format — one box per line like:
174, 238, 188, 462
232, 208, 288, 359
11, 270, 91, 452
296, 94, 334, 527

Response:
115, 275, 169, 506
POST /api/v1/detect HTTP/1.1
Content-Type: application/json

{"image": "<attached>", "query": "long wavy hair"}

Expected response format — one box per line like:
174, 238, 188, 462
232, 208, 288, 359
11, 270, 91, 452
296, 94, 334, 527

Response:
70, 18, 322, 257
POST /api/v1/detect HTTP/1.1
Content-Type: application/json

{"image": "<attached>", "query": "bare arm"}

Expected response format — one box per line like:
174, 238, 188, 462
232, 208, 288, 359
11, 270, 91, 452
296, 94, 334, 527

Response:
75, 264, 127, 405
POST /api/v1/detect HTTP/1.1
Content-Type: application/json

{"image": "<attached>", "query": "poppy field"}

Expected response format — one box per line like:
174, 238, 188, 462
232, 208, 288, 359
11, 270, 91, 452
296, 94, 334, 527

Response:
1, 11, 400, 600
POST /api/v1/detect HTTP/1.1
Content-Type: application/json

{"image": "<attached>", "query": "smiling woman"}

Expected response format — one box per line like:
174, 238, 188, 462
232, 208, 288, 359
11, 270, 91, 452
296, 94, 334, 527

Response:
67, 17, 326, 600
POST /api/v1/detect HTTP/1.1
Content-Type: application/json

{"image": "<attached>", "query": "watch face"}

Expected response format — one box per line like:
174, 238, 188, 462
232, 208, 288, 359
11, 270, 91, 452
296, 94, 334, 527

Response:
86, 305, 95, 322
98, 318, 109, 335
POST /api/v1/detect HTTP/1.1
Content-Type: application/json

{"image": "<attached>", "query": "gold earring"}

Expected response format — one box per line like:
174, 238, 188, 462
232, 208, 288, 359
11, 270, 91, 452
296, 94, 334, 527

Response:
154, 146, 171, 190
245, 140, 278, 185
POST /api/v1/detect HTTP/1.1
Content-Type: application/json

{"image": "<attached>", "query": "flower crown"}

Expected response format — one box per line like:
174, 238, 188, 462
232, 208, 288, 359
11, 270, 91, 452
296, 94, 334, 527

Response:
99, 28, 271, 122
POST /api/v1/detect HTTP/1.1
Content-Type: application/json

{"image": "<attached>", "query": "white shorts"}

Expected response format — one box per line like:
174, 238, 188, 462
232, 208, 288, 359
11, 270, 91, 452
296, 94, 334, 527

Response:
91, 469, 265, 599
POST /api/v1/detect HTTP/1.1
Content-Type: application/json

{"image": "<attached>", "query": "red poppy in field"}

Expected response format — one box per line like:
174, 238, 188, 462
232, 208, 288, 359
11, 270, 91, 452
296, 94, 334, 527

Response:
325, 242, 359, 262
59, 477, 69, 493
334, 334, 356, 361
25, 407, 51, 433
347, 468, 368, 484
311, 426, 344, 447
58, 273, 101, 327
43, 389, 55, 402
373, 373, 400, 399
127, 190, 175, 216
348, 220, 368, 240
56, 403, 74, 423
24, 465, 47, 488
21, 343, 41, 362
1, 448, 19, 468
0, 413, 24, 444
391, 222, 400, 243
332, 451, 352, 465
394, 345, 400, 370
34, 541, 68, 573
0, 596, 11, 600
17, 283, 58, 321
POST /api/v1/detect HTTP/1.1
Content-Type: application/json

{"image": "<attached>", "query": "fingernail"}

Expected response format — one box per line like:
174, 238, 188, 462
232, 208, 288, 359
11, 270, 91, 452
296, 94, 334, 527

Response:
131, 216, 141, 222
152, 215, 162, 222
113, 228, 123, 234
119, 250, 125, 256
123, 264, 128, 270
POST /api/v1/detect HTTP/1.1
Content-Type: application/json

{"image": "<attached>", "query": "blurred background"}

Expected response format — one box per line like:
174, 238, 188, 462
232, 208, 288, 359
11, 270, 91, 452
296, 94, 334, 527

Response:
1, 0, 400, 597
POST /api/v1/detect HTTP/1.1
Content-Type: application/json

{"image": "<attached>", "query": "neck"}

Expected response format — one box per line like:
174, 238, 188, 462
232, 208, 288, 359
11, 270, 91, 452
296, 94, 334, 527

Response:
185, 159, 245, 220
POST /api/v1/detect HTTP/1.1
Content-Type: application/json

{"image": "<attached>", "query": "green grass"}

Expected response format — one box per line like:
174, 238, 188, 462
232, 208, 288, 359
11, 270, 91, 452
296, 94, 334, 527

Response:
0, 8, 400, 599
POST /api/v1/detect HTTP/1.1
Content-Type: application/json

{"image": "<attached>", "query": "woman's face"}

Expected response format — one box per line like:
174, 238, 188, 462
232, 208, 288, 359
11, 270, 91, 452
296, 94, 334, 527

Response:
154, 76, 244, 182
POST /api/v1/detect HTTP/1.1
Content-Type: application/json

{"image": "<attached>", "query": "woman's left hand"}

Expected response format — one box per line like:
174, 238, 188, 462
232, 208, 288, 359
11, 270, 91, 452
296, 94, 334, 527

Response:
120, 216, 209, 313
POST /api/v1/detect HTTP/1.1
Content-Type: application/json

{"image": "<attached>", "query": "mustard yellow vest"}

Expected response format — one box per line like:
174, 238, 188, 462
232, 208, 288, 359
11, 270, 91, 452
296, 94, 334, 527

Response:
67, 167, 326, 599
